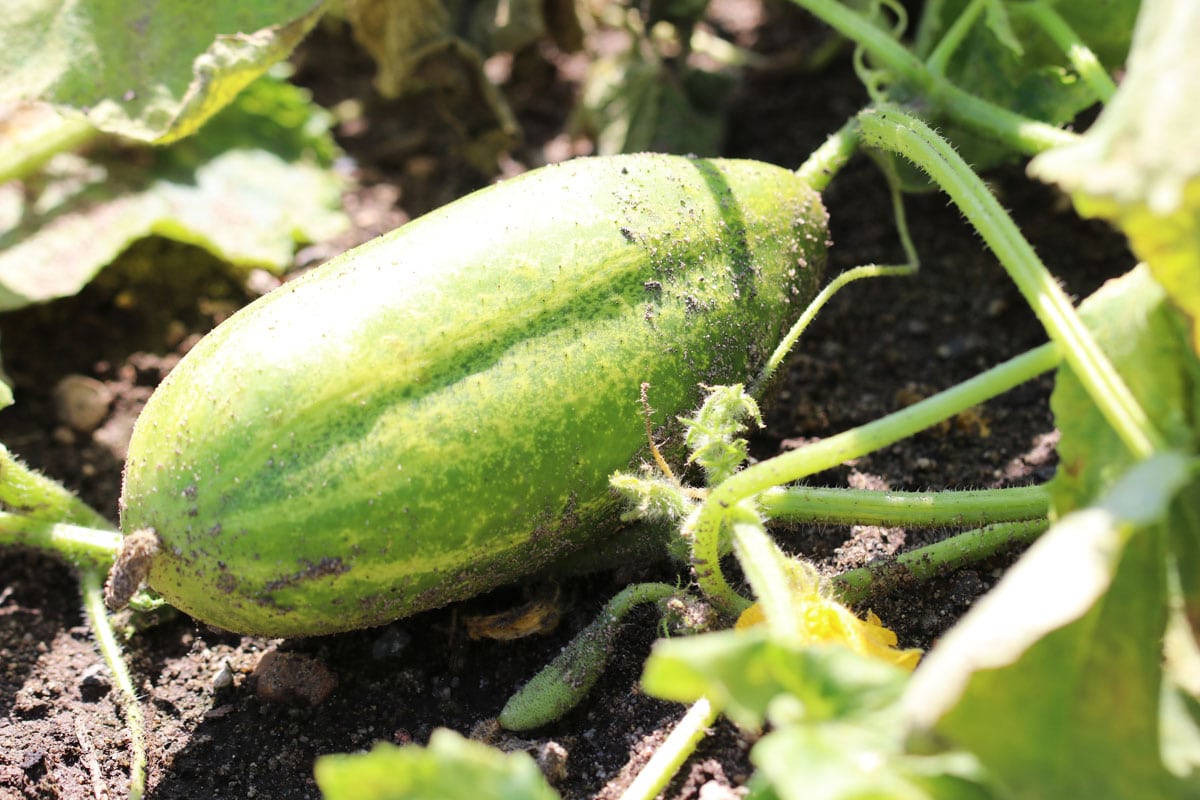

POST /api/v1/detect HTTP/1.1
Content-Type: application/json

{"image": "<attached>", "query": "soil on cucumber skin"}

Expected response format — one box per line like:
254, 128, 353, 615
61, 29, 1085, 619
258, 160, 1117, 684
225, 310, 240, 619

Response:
0, 3, 1131, 799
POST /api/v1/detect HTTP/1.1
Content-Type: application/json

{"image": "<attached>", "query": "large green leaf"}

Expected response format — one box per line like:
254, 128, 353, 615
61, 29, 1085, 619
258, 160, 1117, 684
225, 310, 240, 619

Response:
903, 454, 1196, 799
908, 259, 1200, 792
0, 0, 325, 143
1048, 266, 1200, 515
0, 76, 346, 311
1029, 0, 1200, 352
314, 729, 561, 800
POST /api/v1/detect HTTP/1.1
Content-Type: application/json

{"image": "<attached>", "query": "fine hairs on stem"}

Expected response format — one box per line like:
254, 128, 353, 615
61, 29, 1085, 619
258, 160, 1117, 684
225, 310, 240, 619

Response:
80, 570, 147, 800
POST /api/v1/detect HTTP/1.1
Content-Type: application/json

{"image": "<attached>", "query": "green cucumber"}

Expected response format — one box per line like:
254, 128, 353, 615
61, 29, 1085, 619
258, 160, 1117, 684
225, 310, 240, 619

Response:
117, 153, 827, 636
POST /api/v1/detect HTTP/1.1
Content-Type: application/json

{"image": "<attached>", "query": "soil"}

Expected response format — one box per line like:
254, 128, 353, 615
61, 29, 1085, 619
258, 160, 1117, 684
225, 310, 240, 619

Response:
0, 3, 1132, 799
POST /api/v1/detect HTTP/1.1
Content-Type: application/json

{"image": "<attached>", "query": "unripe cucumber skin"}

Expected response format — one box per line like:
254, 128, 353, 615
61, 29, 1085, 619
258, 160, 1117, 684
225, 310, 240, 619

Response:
119, 154, 827, 636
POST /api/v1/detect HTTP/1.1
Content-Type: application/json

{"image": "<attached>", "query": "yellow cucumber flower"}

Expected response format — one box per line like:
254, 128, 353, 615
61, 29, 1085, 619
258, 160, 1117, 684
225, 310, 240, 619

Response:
735, 571, 921, 672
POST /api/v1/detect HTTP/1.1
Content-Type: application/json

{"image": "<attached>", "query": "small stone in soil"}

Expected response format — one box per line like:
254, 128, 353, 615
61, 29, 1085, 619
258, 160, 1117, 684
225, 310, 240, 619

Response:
253, 650, 337, 706
212, 658, 235, 690
52, 374, 113, 433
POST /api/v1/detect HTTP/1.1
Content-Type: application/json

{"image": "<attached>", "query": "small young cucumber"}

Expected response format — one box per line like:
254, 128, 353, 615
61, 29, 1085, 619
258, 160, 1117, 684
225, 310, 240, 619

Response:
118, 153, 828, 636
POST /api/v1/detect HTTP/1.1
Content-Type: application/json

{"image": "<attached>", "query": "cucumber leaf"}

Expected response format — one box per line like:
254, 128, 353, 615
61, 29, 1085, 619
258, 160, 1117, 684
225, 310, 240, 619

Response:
340, 0, 584, 170
914, 0, 1136, 71
1048, 266, 1200, 515
0, 76, 347, 311
751, 724, 993, 800
314, 729, 561, 800
641, 630, 909, 730
907, 0, 1137, 168
0, 0, 325, 144
642, 632, 995, 798
903, 453, 1195, 799
1171, 478, 1200, 653
575, 51, 730, 157
1029, 0, 1200, 352
344, 0, 582, 96
1163, 608, 1200, 780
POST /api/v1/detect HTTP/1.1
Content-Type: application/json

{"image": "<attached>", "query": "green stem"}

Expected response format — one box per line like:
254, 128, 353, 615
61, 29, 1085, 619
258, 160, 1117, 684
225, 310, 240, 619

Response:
1014, 2, 1117, 102
924, 0, 987, 75
795, 118, 861, 193
833, 519, 1049, 605
755, 264, 913, 391
858, 105, 1164, 459
1, 444, 113, 529
689, 342, 1059, 614
80, 569, 146, 800
791, 0, 929, 87
617, 697, 718, 800
760, 153, 918, 389
0, 511, 121, 572
938, 83, 1078, 153
788, 0, 1078, 155
759, 483, 1050, 527
730, 512, 800, 644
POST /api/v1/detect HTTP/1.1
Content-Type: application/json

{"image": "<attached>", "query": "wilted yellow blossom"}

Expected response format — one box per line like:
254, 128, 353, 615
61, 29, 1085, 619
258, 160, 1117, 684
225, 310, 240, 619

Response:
735, 576, 922, 672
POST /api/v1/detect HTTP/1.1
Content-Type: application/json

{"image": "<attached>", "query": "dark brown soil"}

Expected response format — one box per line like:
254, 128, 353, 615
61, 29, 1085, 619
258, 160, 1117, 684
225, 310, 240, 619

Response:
0, 3, 1131, 799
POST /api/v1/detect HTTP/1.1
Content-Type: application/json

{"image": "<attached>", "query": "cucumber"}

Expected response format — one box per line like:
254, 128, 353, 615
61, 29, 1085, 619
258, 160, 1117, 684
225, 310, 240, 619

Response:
117, 153, 827, 636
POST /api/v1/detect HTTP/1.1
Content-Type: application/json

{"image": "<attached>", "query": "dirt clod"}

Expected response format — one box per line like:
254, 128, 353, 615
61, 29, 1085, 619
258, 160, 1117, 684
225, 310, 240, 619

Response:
78, 664, 112, 702
52, 375, 113, 434
252, 650, 338, 707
